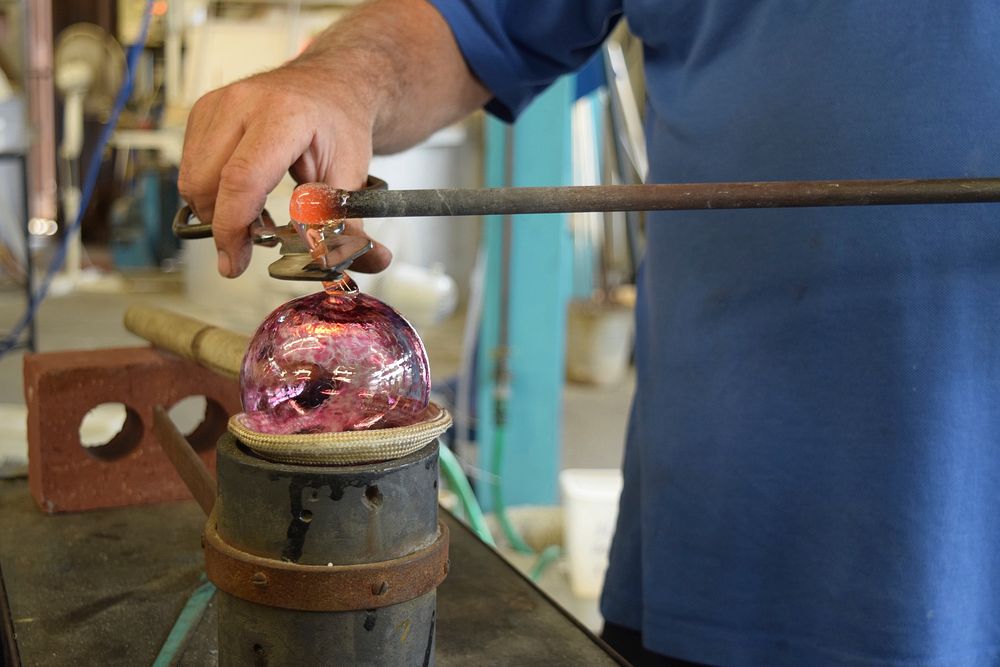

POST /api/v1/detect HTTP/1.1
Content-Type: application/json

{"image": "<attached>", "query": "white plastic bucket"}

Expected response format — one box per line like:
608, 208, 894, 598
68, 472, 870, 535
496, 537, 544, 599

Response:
560, 468, 624, 599
375, 262, 458, 330
565, 299, 634, 385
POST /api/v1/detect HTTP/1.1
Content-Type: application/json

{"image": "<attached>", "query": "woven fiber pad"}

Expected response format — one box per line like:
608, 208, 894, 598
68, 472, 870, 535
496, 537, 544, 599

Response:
228, 403, 452, 465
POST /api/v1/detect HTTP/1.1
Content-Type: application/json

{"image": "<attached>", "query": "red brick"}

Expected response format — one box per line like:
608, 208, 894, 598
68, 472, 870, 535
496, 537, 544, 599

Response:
24, 347, 241, 513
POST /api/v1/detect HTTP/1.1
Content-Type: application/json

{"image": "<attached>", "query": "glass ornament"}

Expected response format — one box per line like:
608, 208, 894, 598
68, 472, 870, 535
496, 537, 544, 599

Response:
240, 276, 430, 434
240, 182, 429, 435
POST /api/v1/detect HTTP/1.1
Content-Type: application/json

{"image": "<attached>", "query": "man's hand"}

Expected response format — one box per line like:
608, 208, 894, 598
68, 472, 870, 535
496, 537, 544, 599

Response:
176, 0, 490, 278
177, 64, 390, 278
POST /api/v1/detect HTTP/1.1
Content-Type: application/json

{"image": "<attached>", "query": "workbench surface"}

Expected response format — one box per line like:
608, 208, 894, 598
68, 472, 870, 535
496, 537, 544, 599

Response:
0, 478, 622, 665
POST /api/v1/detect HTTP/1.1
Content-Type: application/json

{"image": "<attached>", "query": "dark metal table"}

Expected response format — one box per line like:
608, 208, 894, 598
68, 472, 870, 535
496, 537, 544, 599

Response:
0, 478, 623, 666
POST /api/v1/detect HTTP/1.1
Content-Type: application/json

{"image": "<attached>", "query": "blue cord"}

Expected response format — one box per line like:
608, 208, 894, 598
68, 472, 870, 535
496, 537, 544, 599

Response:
0, 0, 154, 355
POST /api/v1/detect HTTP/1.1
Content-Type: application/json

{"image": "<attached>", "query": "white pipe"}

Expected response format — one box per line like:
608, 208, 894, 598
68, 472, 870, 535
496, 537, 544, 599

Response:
454, 246, 486, 472
55, 78, 90, 288
165, 0, 183, 108
57, 87, 86, 160
60, 185, 81, 285
603, 41, 648, 182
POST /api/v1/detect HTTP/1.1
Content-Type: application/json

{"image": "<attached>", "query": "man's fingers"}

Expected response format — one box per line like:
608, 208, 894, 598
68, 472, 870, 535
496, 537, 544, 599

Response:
178, 93, 244, 222
337, 218, 392, 273
212, 119, 314, 277
179, 92, 217, 164
180, 71, 380, 279
182, 131, 246, 226
342, 237, 393, 273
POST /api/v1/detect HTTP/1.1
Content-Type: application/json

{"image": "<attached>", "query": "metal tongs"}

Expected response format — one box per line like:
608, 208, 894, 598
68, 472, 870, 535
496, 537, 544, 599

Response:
172, 175, 388, 281
174, 175, 1000, 280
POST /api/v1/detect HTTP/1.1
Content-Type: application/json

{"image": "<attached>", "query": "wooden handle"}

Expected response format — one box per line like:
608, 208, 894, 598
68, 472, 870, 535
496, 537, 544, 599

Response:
123, 305, 248, 379
152, 406, 217, 516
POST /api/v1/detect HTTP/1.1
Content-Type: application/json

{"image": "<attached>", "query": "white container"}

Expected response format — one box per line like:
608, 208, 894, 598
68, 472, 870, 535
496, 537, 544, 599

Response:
374, 261, 458, 330
565, 299, 634, 385
560, 468, 624, 599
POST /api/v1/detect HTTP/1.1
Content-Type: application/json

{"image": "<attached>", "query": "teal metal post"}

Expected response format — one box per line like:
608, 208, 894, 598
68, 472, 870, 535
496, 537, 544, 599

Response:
477, 78, 574, 508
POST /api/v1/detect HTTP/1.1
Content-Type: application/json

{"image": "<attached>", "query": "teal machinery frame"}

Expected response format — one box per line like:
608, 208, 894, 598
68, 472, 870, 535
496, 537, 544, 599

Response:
476, 78, 575, 509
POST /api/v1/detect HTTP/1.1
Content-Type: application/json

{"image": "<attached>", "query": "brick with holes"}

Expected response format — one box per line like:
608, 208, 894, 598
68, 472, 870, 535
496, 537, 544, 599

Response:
24, 347, 241, 513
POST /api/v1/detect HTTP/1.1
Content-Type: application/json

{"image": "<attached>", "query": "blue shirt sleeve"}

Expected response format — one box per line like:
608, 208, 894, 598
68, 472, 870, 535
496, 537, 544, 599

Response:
428, 0, 623, 121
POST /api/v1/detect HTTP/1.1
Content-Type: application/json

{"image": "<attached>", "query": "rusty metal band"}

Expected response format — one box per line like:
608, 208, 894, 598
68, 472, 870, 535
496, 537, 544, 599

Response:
203, 516, 449, 612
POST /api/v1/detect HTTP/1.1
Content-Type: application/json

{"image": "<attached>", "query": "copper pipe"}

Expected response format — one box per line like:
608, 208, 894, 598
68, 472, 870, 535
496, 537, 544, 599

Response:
25, 0, 56, 223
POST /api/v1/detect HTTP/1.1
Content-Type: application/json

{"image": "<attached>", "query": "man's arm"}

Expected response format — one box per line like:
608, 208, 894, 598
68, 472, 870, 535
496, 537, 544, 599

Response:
177, 0, 489, 278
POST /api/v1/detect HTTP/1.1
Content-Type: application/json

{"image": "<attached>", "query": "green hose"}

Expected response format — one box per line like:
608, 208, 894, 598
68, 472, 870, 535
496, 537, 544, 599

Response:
491, 402, 563, 579
529, 544, 563, 581
490, 417, 536, 555
153, 574, 216, 666
439, 443, 496, 547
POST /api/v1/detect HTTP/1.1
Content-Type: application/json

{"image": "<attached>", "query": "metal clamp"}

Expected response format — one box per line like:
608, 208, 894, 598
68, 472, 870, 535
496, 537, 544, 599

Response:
172, 175, 388, 282
203, 513, 449, 612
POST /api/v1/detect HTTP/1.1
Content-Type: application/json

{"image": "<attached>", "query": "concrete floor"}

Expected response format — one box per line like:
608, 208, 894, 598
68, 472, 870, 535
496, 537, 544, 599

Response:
0, 269, 633, 631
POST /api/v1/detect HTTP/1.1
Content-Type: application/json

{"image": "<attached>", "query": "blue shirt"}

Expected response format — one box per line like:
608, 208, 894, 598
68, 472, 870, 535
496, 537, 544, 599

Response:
430, 2, 1000, 665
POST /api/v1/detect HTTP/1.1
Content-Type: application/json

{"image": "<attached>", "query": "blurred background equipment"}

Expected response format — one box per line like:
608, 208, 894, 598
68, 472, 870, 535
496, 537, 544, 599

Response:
53, 22, 124, 291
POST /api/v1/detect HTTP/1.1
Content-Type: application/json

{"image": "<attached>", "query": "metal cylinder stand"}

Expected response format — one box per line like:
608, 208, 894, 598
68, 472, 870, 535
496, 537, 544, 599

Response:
208, 433, 447, 666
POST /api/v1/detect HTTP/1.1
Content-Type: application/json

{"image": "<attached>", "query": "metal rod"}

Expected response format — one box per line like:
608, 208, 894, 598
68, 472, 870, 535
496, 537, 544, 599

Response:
343, 177, 1000, 219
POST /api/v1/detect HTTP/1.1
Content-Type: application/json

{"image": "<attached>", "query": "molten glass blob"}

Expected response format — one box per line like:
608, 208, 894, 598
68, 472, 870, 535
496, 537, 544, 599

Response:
240, 277, 430, 434
289, 183, 349, 267
289, 182, 347, 226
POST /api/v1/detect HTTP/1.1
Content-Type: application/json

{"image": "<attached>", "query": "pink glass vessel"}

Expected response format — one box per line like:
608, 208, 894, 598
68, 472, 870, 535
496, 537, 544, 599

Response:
240, 276, 431, 435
